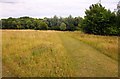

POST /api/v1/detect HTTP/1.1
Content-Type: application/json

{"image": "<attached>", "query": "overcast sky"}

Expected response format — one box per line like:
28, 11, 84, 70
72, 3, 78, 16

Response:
0, 0, 119, 18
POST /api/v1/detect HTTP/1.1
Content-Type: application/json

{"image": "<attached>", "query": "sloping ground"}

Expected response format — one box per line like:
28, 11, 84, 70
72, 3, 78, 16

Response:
2, 30, 118, 77
58, 32, 118, 77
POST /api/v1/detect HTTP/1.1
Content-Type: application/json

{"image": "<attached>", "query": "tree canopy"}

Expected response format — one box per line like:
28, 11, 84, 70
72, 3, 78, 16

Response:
60, 22, 67, 31
81, 3, 119, 35
1, 15, 82, 31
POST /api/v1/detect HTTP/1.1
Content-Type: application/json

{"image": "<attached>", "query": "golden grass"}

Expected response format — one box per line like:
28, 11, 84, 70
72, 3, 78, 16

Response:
2, 30, 74, 77
2, 30, 118, 77
66, 31, 118, 60
0, 30, 2, 78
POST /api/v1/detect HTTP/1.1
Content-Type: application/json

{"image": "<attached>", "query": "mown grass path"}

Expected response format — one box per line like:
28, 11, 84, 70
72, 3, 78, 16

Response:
58, 32, 118, 77
2, 30, 118, 77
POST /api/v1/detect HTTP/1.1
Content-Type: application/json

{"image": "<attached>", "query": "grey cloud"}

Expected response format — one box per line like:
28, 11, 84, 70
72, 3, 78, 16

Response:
0, 0, 20, 4
0, 0, 119, 18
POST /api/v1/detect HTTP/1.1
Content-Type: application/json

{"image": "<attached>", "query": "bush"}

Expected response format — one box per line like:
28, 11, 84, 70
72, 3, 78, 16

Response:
60, 22, 66, 31
40, 22, 48, 30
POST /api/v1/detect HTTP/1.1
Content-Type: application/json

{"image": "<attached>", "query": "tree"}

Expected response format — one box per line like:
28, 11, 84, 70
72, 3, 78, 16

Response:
1, 19, 6, 29
26, 20, 33, 29
60, 22, 66, 31
53, 15, 59, 26
117, 1, 120, 15
64, 15, 76, 31
34, 19, 41, 30
82, 3, 118, 35
116, 1, 120, 35
40, 22, 48, 30
0, 20, 2, 29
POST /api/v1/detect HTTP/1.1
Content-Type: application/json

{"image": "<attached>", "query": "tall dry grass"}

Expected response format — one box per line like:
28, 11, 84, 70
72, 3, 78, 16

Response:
2, 30, 74, 77
66, 31, 118, 60
2, 30, 118, 77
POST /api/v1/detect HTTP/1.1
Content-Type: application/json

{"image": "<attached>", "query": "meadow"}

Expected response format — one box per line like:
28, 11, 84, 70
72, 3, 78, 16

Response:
2, 30, 118, 77
65, 31, 118, 60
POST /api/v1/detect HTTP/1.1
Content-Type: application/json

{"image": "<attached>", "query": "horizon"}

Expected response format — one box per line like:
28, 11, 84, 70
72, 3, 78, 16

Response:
0, 0, 119, 19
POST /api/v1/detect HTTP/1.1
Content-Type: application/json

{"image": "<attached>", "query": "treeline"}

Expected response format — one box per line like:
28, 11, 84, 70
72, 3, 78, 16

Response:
1, 15, 83, 31
1, 3, 120, 35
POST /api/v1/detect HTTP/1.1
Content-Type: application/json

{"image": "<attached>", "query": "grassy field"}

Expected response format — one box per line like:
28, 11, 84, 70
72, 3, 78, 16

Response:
2, 30, 118, 77
65, 31, 118, 60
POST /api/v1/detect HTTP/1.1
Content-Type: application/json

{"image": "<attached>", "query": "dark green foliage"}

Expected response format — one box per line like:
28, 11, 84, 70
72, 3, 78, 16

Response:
1, 16, 83, 31
64, 15, 76, 31
0, 20, 2, 29
82, 3, 118, 35
39, 22, 48, 30
116, 2, 120, 35
2, 17, 47, 30
60, 22, 66, 31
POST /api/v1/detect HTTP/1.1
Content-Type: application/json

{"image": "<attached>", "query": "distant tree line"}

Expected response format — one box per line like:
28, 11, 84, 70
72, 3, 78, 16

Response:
1, 15, 83, 31
1, 3, 119, 35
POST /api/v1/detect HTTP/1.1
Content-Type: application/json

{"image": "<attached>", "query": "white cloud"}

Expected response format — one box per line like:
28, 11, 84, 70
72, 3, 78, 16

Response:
0, 0, 119, 18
